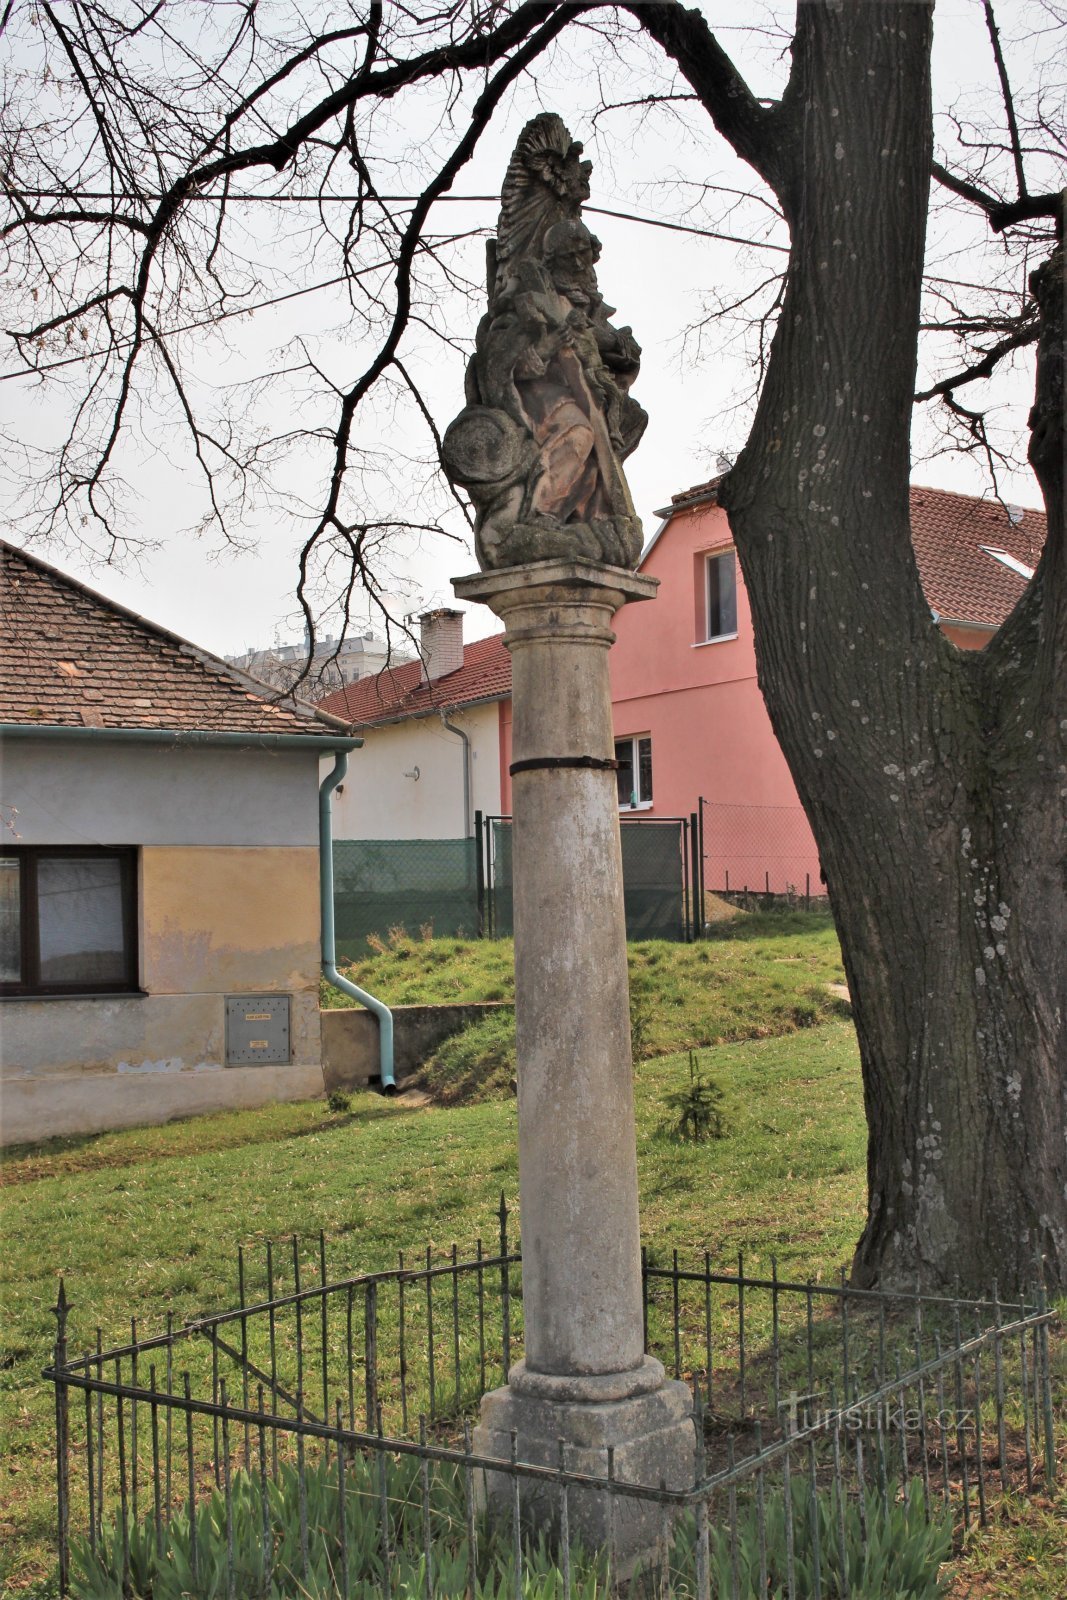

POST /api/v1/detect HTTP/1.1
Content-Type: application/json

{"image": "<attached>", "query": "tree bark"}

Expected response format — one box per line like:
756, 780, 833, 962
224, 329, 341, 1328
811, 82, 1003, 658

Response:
720, 4, 1067, 1294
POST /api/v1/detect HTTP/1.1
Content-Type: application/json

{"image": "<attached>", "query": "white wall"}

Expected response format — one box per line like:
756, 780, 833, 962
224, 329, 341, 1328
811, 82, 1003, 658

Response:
0, 739, 321, 846
330, 702, 503, 840
0, 737, 329, 1144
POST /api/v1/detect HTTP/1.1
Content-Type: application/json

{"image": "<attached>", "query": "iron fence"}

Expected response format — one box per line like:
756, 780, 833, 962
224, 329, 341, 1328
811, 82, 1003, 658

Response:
46, 1202, 1060, 1598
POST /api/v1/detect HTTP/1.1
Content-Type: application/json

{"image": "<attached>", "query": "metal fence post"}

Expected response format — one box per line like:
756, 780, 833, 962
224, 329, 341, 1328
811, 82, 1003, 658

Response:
690, 811, 701, 938
499, 1192, 512, 1378
682, 816, 692, 941
1037, 1272, 1057, 1484
365, 1280, 379, 1432
52, 1280, 71, 1597
474, 809, 485, 937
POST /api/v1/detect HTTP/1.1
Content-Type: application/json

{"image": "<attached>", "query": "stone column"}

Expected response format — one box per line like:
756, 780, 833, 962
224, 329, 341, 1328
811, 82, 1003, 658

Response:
453, 558, 694, 1561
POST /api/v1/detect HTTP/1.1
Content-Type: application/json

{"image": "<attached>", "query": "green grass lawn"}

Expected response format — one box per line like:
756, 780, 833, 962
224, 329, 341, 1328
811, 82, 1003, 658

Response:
2, 1024, 864, 1592
2, 913, 1063, 1594
326, 913, 847, 1046
325, 914, 850, 1102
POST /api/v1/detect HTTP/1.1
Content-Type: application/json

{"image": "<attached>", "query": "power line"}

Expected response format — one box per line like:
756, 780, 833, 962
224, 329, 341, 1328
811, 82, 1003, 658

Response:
0, 270, 359, 382
585, 204, 786, 252
10, 188, 1026, 277
2, 229, 486, 381
1, 196, 1021, 386
10, 189, 789, 252
16, 190, 502, 202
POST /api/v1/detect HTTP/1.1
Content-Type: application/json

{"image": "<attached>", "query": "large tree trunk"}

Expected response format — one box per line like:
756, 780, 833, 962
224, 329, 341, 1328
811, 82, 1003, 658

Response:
720, 3, 1067, 1294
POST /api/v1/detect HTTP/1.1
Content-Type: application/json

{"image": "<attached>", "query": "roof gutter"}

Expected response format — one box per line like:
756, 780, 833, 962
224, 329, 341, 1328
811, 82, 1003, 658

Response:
319, 749, 396, 1091
930, 613, 998, 636
343, 690, 509, 735
0, 724, 360, 750
636, 515, 671, 572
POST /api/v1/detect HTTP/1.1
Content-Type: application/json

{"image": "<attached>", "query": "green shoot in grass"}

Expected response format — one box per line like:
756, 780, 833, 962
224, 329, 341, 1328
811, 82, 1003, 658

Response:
69, 1449, 952, 1600
659, 1050, 729, 1143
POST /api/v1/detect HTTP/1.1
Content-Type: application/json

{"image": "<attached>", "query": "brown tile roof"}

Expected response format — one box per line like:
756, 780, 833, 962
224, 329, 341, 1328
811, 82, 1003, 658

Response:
0, 541, 348, 736
907, 486, 1045, 627
317, 632, 511, 729
314, 483, 1048, 734
655, 480, 1046, 630
657, 475, 725, 515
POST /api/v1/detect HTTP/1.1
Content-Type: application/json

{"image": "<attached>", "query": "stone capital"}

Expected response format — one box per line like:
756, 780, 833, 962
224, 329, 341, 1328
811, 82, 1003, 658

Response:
453, 557, 658, 617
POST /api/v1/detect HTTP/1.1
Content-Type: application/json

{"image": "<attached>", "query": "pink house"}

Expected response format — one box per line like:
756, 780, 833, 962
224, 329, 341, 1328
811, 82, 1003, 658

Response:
604, 480, 1046, 894
323, 484, 1045, 900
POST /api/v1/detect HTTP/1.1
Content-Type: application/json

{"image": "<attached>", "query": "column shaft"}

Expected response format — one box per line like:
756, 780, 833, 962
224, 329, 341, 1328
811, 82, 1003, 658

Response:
506, 585, 642, 1378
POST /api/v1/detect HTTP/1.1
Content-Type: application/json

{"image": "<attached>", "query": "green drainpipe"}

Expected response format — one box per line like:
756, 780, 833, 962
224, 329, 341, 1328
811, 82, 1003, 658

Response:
320, 750, 396, 1091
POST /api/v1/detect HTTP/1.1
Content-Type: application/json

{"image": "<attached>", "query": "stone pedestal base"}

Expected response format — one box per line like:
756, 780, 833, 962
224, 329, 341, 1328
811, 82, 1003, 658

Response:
473, 1362, 695, 1571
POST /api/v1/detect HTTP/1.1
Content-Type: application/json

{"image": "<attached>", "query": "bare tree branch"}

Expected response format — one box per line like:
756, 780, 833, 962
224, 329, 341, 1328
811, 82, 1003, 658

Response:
617, 0, 785, 195
293, 2, 578, 653
984, 0, 1029, 199
915, 316, 1040, 402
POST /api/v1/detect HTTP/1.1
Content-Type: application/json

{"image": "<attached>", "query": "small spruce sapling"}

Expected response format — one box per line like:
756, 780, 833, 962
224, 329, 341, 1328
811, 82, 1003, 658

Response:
661, 1050, 728, 1143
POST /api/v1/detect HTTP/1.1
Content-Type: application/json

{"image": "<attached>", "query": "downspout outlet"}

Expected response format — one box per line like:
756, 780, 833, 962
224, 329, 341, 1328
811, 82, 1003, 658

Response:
319, 749, 396, 1091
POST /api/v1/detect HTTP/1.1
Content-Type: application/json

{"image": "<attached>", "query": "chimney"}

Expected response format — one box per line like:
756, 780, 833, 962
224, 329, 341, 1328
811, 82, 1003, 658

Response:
419, 608, 464, 683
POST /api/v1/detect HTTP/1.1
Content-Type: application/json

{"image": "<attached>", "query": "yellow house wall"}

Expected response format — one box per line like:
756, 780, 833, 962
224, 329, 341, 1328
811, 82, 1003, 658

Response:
1, 845, 325, 1145
141, 846, 320, 993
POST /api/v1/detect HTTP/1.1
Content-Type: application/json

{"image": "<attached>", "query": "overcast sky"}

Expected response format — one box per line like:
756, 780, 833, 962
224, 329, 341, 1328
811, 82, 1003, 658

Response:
2, 0, 1053, 661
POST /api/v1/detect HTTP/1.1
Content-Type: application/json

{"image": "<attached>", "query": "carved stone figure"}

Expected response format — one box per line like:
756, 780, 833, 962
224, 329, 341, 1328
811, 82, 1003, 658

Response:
442, 114, 647, 571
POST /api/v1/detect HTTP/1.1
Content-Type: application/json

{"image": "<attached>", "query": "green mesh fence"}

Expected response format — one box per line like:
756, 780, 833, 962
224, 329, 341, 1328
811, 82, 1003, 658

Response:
333, 838, 479, 961
621, 819, 688, 940
487, 817, 688, 942
488, 820, 512, 938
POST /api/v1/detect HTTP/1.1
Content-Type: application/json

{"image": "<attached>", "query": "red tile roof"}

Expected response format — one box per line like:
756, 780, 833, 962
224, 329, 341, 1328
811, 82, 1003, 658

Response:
0, 541, 348, 735
657, 481, 1046, 630
907, 486, 1045, 627
317, 631, 511, 729
656, 476, 725, 515
313, 484, 1048, 732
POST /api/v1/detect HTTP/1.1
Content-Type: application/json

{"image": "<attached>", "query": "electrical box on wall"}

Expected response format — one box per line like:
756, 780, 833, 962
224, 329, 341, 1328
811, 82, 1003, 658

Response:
225, 995, 291, 1065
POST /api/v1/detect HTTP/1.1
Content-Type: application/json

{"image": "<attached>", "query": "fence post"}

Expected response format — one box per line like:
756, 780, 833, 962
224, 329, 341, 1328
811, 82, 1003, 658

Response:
474, 810, 485, 937
681, 817, 692, 942
498, 1192, 512, 1378
53, 1280, 71, 1597
365, 1281, 379, 1432
1038, 1273, 1057, 1484
690, 812, 701, 939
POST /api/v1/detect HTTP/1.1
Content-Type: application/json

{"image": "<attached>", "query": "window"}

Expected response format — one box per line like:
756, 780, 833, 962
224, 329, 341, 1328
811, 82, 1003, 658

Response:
615, 736, 653, 809
703, 550, 738, 641
0, 848, 138, 996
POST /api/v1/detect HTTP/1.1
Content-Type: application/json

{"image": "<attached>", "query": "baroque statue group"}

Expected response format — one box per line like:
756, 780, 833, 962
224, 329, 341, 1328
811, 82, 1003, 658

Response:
442, 114, 647, 573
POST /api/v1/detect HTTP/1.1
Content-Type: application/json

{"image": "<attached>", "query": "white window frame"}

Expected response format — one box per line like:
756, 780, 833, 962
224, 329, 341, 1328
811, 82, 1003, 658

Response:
615, 734, 653, 811
697, 548, 738, 645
